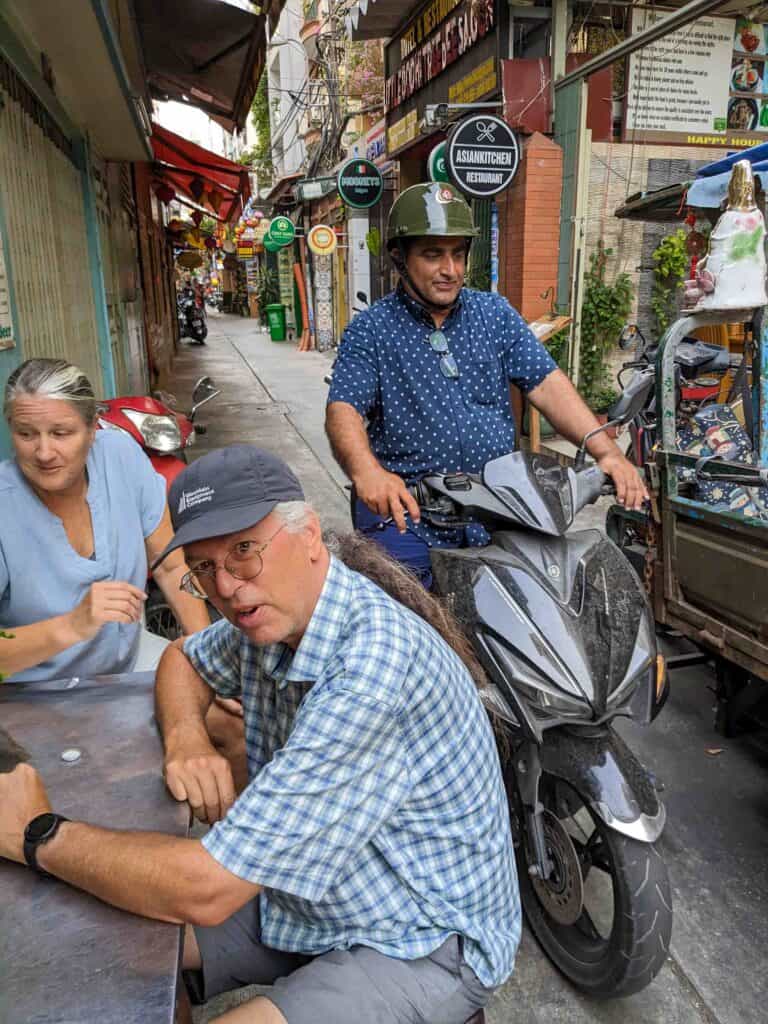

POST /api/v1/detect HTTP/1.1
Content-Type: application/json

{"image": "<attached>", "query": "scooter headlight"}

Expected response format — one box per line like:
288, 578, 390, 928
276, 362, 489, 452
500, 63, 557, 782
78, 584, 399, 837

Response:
121, 409, 182, 452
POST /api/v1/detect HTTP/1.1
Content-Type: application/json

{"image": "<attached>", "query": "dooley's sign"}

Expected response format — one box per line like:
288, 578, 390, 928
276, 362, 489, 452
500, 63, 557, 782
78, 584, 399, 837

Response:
446, 114, 519, 198
337, 159, 383, 208
385, 0, 495, 112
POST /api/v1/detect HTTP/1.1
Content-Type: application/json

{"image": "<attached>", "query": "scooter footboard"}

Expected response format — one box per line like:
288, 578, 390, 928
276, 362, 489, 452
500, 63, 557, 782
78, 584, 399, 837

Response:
541, 726, 665, 842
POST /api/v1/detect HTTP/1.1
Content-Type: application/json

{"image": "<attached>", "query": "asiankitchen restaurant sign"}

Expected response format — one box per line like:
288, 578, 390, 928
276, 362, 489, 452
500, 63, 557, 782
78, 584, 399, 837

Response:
626, 8, 768, 146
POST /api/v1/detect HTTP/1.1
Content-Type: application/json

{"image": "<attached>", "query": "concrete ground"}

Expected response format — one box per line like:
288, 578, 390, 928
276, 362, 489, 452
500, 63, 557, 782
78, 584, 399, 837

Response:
170, 311, 767, 1024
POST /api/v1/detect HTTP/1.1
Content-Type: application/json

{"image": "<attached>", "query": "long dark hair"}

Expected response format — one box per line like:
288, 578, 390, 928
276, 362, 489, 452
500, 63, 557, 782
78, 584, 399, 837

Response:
327, 530, 487, 690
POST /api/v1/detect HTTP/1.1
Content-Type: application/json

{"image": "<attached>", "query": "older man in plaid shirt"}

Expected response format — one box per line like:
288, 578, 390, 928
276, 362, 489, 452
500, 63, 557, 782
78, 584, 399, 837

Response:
0, 446, 519, 1024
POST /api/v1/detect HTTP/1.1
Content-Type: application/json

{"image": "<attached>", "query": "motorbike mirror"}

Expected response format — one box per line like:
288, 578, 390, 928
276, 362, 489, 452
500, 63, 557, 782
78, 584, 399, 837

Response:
607, 367, 655, 426
356, 291, 368, 304
191, 376, 216, 404
574, 368, 655, 469
619, 324, 645, 351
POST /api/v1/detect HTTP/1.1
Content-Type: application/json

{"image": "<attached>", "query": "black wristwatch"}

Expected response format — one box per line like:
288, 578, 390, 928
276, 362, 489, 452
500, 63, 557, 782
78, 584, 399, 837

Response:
23, 813, 69, 875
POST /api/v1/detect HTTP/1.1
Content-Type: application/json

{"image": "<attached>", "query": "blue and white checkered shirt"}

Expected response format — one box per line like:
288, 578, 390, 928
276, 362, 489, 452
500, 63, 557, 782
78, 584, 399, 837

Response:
184, 556, 520, 988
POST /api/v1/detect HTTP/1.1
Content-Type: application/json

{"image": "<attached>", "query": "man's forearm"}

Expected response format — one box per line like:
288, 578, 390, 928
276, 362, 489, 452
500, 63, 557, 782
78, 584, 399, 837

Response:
528, 369, 621, 459
155, 643, 215, 752
37, 822, 256, 927
325, 401, 381, 481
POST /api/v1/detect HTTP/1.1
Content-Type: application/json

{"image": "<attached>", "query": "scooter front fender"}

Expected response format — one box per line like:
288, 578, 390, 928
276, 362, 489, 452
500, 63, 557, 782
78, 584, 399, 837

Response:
541, 725, 665, 843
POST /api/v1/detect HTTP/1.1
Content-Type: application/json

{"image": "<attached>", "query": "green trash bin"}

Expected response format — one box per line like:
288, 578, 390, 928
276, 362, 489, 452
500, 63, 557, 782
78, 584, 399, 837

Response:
265, 303, 286, 342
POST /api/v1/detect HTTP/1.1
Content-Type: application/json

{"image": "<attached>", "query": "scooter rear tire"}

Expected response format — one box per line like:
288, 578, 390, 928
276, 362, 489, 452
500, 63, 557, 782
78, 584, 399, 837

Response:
514, 776, 672, 998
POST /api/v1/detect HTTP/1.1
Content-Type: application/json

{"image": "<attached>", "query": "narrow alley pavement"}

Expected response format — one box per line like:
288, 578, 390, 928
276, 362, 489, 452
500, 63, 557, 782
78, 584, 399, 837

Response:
174, 313, 768, 1024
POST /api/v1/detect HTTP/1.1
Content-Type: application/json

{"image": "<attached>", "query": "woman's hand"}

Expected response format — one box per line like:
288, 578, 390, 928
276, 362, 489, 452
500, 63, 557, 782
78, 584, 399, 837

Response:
67, 581, 147, 642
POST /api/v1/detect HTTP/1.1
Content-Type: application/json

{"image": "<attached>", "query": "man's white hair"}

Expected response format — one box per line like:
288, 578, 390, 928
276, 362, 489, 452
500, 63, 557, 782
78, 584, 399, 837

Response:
273, 500, 314, 532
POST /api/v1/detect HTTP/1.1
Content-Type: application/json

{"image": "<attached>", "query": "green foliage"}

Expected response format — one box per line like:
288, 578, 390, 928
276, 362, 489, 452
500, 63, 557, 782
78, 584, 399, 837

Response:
547, 328, 570, 373
651, 228, 688, 339
579, 243, 634, 409
244, 71, 273, 185
255, 267, 280, 322
591, 384, 621, 414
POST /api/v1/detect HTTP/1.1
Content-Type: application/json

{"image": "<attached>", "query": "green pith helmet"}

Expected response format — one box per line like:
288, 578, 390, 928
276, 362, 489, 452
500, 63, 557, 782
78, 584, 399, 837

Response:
386, 182, 478, 247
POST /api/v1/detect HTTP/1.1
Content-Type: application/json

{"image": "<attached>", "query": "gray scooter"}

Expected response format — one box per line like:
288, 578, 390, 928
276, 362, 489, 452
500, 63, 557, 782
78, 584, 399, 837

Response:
419, 374, 671, 998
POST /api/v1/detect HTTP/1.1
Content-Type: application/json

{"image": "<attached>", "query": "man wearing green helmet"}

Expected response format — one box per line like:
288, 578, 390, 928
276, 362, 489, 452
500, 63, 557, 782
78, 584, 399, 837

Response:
326, 182, 645, 583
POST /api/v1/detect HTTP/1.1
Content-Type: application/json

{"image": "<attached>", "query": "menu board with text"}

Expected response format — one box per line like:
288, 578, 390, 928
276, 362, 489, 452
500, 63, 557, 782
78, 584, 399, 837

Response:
626, 9, 768, 147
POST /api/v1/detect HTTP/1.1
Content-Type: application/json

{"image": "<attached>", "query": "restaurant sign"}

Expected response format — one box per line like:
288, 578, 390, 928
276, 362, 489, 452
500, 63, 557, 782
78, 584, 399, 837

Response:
446, 114, 519, 197
385, 0, 496, 112
336, 158, 383, 208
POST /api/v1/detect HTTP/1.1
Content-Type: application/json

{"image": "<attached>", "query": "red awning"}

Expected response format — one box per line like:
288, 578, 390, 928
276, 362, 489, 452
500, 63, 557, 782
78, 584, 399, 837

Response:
151, 122, 251, 224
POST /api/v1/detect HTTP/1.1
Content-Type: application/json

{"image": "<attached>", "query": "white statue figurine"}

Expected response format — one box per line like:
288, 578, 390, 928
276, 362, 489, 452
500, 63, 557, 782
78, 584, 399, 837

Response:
683, 159, 768, 311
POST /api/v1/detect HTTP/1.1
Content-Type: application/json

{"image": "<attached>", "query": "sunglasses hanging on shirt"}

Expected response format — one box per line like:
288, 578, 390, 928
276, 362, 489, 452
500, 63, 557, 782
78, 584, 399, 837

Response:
427, 330, 460, 380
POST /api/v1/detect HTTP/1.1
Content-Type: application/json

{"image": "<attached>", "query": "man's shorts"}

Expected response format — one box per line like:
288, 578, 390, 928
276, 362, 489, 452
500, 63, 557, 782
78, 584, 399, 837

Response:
189, 898, 494, 1024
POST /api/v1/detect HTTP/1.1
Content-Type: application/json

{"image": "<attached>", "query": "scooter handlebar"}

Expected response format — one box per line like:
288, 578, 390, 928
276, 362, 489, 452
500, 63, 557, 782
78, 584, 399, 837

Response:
572, 464, 608, 511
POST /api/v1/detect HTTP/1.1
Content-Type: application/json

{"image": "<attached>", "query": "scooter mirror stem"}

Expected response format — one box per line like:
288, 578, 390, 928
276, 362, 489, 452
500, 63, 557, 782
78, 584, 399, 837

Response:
575, 419, 621, 469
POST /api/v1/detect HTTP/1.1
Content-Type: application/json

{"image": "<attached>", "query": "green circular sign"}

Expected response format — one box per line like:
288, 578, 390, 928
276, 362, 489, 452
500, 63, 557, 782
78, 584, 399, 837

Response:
336, 158, 383, 208
428, 142, 449, 183
263, 235, 282, 253
268, 216, 296, 246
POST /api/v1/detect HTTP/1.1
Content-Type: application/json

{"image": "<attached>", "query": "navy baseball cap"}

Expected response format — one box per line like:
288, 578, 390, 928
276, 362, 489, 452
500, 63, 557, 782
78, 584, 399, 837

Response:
151, 445, 304, 570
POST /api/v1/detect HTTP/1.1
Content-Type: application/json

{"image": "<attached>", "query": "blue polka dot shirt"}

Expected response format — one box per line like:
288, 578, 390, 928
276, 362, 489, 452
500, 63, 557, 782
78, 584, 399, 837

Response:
328, 284, 557, 546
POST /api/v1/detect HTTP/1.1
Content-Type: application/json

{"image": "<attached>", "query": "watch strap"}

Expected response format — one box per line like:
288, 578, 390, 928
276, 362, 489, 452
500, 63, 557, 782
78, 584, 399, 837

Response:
23, 813, 69, 875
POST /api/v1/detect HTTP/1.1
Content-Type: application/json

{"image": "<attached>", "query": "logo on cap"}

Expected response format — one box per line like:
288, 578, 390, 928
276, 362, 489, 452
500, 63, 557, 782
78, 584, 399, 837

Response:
178, 485, 215, 515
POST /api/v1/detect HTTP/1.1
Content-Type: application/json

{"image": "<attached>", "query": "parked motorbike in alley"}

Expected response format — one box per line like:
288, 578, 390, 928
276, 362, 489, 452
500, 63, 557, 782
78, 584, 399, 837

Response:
96, 376, 220, 636
413, 376, 672, 998
177, 286, 208, 344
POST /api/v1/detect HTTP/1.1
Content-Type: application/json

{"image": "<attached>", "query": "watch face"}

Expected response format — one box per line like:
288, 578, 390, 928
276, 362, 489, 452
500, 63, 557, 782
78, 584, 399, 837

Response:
25, 813, 58, 841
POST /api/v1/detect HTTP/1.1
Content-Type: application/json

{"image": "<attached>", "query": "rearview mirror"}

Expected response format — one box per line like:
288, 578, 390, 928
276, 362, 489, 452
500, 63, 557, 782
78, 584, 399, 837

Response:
191, 376, 216, 404
619, 324, 645, 351
607, 367, 655, 425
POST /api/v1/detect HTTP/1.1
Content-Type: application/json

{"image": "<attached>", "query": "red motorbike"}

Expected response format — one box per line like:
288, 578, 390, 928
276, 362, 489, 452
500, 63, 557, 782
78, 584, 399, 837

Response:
96, 375, 220, 636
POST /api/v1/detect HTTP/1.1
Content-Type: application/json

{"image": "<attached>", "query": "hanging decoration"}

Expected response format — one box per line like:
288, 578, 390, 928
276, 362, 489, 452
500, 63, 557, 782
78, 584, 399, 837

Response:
189, 176, 206, 202
155, 183, 175, 205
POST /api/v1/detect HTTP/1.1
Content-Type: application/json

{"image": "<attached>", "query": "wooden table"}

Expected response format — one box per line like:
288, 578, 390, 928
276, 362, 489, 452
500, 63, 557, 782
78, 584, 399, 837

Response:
0, 672, 189, 1024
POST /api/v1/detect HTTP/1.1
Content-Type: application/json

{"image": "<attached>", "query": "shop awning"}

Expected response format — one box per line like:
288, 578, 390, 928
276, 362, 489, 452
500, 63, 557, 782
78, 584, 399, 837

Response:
151, 123, 251, 223
135, 0, 285, 132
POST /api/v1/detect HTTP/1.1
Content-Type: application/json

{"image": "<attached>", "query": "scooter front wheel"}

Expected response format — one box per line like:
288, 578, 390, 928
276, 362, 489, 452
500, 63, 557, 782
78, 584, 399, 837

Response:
514, 775, 672, 998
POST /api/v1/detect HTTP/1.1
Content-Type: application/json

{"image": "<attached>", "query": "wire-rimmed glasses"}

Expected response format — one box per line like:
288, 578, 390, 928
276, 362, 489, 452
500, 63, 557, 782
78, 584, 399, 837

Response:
179, 523, 285, 598
427, 330, 460, 379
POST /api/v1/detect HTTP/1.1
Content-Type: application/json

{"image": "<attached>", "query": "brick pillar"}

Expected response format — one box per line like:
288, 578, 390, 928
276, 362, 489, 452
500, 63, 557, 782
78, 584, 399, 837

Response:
498, 132, 563, 321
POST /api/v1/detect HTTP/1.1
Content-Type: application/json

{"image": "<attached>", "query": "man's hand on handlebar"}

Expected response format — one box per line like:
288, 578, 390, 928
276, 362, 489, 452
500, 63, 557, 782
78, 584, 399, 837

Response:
596, 452, 648, 510
354, 466, 421, 533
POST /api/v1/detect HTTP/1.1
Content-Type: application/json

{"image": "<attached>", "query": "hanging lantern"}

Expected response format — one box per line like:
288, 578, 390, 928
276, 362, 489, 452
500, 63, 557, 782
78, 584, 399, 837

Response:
207, 188, 223, 214
204, 235, 217, 250
189, 176, 205, 202
155, 183, 175, 205
191, 209, 203, 227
